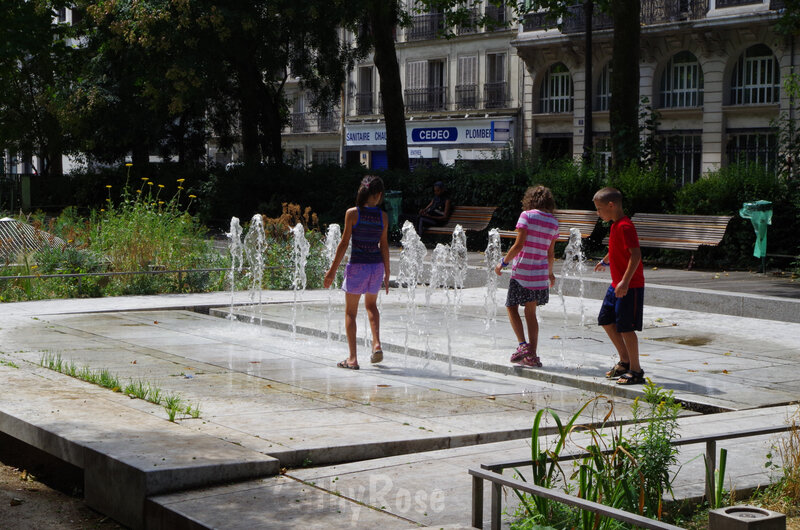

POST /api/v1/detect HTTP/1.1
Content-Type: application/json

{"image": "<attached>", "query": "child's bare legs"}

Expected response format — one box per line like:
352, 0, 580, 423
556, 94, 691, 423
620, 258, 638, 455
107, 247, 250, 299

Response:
344, 293, 361, 365
523, 302, 539, 355
364, 293, 381, 351
601, 324, 641, 372
506, 305, 526, 344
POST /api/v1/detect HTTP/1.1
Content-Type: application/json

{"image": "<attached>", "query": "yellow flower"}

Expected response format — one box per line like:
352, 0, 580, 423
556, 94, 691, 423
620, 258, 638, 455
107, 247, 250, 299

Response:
105, 185, 112, 189
100, 208, 105, 212
158, 200, 165, 205
178, 186, 184, 190
188, 194, 196, 199
177, 178, 185, 183
147, 182, 153, 186
106, 198, 111, 202
158, 184, 164, 188
136, 189, 141, 193
31, 265, 38, 269
125, 163, 133, 167
67, 239, 73, 243
141, 177, 148, 181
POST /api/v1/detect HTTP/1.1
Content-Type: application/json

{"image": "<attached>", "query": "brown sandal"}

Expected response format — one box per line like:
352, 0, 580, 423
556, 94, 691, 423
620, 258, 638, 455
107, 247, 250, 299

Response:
605, 361, 629, 379
337, 359, 359, 370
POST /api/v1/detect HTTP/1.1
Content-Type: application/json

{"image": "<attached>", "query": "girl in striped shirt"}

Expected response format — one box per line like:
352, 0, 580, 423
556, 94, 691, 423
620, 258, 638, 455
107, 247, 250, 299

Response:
494, 186, 559, 367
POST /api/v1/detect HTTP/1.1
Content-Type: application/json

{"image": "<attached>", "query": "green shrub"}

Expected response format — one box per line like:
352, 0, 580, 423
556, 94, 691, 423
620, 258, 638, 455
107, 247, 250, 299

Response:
608, 163, 677, 215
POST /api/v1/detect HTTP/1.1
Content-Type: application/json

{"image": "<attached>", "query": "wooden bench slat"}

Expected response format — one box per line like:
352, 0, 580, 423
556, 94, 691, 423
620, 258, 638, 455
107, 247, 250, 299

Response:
422, 206, 498, 235
601, 213, 733, 251
498, 209, 599, 242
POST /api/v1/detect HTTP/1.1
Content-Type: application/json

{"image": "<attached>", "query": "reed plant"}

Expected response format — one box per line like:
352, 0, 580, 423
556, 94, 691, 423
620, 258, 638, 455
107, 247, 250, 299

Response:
511, 383, 682, 530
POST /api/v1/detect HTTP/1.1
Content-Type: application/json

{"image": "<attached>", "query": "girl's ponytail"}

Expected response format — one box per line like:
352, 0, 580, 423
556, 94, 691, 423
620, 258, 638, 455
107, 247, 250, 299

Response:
356, 175, 385, 207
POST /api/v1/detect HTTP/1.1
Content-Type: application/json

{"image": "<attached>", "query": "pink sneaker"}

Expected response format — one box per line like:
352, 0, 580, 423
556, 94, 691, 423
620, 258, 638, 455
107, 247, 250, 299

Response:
510, 344, 529, 363
517, 353, 542, 368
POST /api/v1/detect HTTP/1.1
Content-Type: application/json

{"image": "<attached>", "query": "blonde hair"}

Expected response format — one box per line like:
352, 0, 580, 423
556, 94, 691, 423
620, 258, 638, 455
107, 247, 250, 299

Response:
522, 185, 555, 213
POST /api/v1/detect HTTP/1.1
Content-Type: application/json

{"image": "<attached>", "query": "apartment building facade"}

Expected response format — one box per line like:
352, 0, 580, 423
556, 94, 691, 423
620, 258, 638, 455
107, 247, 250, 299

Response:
282, 1, 523, 169
514, 0, 797, 183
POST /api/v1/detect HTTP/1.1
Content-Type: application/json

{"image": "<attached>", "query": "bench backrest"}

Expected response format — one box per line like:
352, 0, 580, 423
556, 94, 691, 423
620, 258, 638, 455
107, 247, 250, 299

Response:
627, 213, 733, 250
497, 209, 599, 242
424, 205, 497, 233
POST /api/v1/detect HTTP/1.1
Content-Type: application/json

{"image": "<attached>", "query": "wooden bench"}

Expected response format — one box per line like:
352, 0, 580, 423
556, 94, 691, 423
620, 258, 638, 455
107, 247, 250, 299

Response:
423, 205, 497, 235
497, 209, 599, 242
603, 213, 733, 269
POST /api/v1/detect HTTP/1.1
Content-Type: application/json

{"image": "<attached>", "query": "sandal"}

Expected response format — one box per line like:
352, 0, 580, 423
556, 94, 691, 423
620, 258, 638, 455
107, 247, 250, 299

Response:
370, 349, 384, 364
517, 353, 542, 368
617, 369, 645, 385
605, 361, 630, 379
337, 359, 360, 370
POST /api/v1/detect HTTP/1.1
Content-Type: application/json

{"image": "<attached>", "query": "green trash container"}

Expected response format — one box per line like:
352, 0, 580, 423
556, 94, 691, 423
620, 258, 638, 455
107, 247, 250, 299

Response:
739, 200, 773, 271
384, 190, 402, 231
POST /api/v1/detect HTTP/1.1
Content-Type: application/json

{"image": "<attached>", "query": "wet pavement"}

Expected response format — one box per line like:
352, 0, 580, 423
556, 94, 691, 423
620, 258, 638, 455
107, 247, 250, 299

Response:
0, 256, 799, 528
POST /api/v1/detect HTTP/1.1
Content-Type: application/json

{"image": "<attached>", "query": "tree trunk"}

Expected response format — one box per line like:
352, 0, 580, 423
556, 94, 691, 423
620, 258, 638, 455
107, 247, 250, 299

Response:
261, 89, 285, 166
609, 0, 640, 169
237, 63, 264, 167
369, 0, 409, 172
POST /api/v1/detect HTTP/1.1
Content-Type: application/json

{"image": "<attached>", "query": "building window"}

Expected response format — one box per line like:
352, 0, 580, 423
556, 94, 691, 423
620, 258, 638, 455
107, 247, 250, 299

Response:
661, 134, 702, 186
456, 56, 478, 110
313, 150, 339, 166
726, 132, 777, 171
730, 44, 780, 105
356, 66, 374, 115
540, 63, 573, 113
405, 59, 446, 112
291, 94, 307, 133
660, 51, 704, 108
407, 1, 445, 41
485, 53, 508, 108
595, 63, 611, 112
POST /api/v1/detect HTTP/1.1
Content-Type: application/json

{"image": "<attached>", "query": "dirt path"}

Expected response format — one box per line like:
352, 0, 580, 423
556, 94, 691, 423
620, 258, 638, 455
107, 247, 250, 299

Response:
0, 434, 122, 530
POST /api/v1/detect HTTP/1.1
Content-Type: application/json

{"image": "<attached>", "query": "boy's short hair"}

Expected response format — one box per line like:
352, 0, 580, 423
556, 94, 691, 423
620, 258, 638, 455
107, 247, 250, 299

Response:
593, 187, 623, 204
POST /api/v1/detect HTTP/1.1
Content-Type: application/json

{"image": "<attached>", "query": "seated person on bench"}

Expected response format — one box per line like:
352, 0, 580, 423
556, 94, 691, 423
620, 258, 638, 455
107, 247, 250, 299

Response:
416, 181, 453, 234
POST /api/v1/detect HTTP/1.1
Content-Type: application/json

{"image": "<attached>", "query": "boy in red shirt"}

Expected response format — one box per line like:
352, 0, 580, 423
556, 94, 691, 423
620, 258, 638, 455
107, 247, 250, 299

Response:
593, 187, 646, 385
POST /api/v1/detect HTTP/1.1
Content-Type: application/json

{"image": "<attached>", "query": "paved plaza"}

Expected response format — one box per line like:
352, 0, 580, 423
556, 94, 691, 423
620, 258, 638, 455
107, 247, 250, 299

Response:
1, 256, 799, 528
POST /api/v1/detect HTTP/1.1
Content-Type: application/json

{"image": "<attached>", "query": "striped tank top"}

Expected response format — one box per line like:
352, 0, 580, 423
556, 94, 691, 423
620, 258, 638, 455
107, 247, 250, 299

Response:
350, 207, 383, 264
510, 209, 559, 289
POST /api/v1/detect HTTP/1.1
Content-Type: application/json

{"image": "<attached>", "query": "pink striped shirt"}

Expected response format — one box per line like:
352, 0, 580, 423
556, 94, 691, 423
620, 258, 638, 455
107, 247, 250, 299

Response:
511, 210, 559, 289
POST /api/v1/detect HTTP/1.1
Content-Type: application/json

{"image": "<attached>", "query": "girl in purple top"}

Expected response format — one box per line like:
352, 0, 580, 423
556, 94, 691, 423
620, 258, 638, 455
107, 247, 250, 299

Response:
494, 186, 559, 367
324, 175, 390, 370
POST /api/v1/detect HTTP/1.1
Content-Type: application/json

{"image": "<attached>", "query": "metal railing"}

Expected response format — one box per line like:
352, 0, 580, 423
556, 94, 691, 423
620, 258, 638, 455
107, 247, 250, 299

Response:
469, 423, 793, 529
407, 12, 446, 41
288, 111, 340, 134
455, 85, 479, 110
484, 82, 509, 109
525, 0, 708, 33
356, 92, 375, 115
457, 8, 481, 35
717, 0, 762, 6
404, 87, 447, 112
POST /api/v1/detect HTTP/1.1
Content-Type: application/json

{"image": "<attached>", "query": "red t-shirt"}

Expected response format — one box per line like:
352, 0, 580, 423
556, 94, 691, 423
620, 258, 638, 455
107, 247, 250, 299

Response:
608, 216, 645, 289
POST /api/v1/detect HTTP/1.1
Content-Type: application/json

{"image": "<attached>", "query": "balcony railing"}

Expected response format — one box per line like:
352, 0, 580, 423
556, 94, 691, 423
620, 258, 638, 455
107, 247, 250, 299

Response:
522, 11, 557, 31
484, 82, 509, 109
456, 8, 480, 35
288, 111, 340, 134
356, 92, 375, 115
455, 84, 479, 110
404, 87, 447, 112
527, 0, 708, 33
407, 12, 446, 41
485, 4, 507, 24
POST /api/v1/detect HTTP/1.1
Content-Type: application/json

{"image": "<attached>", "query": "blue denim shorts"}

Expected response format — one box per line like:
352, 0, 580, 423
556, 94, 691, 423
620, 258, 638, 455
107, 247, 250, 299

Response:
597, 285, 644, 332
342, 262, 384, 295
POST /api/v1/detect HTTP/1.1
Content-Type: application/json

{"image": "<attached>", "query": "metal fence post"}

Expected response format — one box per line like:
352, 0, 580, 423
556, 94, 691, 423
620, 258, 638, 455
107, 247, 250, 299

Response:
706, 439, 716, 503
472, 475, 484, 528
491, 481, 502, 530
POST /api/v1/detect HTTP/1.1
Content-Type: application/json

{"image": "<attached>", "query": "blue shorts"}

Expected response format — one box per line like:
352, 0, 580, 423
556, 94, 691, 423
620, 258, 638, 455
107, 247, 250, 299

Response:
597, 285, 644, 333
342, 262, 384, 295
